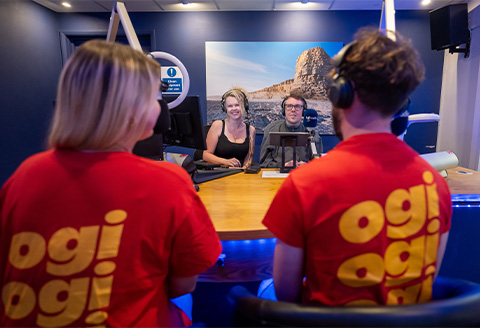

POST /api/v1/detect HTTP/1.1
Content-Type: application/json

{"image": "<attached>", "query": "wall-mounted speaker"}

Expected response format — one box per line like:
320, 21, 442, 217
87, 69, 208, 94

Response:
430, 4, 469, 51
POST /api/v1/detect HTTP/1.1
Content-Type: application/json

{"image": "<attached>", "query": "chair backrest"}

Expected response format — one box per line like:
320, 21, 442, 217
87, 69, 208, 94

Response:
132, 134, 164, 160
397, 113, 440, 141
193, 125, 212, 161
228, 276, 480, 327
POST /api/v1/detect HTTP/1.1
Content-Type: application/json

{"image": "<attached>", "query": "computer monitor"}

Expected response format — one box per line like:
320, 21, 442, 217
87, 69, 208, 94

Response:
163, 95, 207, 150
269, 132, 309, 174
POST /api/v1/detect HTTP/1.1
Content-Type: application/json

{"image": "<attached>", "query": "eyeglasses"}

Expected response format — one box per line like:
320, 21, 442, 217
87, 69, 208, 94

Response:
285, 104, 304, 111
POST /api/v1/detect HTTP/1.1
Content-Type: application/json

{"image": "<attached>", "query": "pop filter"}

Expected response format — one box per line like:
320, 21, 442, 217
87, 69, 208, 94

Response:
303, 108, 318, 129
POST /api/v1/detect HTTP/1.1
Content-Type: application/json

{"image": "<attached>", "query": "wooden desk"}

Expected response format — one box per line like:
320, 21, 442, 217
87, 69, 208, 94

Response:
197, 169, 283, 241
445, 167, 480, 195
197, 167, 480, 282
197, 170, 282, 282
198, 167, 480, 241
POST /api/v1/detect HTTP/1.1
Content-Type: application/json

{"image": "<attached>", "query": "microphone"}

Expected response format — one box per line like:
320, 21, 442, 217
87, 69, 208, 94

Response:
153, 99, 171, 134
303, 108, 318, 131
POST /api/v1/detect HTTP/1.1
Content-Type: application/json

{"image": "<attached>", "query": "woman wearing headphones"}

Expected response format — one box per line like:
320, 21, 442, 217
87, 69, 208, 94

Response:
203, 87, 256, 168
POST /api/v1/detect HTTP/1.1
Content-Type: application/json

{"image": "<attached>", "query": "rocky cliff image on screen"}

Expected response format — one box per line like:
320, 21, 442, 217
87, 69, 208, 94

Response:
207, 47, 335, 135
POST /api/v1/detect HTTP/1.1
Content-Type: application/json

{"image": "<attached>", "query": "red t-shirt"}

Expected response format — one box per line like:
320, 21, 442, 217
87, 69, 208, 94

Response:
263, 133, 452, 306
0, 150, 222, 327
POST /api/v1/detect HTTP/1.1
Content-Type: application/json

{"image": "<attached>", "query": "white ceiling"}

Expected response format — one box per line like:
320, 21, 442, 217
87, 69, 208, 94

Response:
33, 0, 471, 13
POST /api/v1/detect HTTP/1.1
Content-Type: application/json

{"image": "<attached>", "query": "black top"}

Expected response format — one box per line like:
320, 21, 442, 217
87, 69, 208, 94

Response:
214, 120, 250, 166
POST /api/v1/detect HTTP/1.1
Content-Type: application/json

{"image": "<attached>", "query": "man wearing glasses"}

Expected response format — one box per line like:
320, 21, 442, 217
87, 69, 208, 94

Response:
260, 94, 323, 168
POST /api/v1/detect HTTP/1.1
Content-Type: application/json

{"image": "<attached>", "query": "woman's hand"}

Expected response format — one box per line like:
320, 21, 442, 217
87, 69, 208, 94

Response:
224, 158, 241, 167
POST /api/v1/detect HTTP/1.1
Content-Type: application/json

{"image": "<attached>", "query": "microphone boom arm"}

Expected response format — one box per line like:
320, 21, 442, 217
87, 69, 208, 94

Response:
106, 1, 190, 109
107, 2, 142, 51
307, 129, 320, 159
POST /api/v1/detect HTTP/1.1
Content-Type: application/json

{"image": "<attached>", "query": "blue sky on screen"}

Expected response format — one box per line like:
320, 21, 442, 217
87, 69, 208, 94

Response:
206, 41, 343, 97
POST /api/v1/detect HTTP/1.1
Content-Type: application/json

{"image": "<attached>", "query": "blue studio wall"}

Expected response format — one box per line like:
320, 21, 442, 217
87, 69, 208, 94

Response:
0, 1, 62, 186
0, 1, 444, 185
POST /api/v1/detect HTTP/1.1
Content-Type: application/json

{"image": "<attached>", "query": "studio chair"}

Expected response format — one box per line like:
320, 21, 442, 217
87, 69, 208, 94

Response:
398, 113, 441, 141
193, 125, 212, 161
227, 277, 480, 327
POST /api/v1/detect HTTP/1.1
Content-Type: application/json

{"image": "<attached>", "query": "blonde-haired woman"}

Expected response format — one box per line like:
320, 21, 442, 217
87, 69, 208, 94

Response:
203, 88, 256, 168
0, 40, 221, 327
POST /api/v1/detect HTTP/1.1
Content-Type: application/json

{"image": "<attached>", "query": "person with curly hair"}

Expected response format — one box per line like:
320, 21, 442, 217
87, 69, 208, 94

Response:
261, 28, 452, 306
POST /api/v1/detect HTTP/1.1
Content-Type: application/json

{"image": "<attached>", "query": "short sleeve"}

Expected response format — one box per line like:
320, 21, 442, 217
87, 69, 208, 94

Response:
262, 177, 305, 248
169, 196, 222, 277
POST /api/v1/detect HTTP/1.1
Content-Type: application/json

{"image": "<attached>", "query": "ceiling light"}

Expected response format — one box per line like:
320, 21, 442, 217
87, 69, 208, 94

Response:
61, 2, 71, 8
421, 0, 431, 5
301, 0, 308, 3
181, 0, 189, 5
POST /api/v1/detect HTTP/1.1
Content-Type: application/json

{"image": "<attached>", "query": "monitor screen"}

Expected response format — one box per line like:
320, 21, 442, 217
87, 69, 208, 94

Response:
163, 95, 207, 150
269, 132, 309, 147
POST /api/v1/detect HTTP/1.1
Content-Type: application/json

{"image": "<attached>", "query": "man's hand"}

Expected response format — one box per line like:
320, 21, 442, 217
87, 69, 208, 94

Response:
285, 160, 295, 167
285, 160, 306, 167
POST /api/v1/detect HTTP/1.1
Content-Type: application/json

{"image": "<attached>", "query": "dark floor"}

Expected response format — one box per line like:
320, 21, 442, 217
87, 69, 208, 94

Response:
192, 281, 261, 327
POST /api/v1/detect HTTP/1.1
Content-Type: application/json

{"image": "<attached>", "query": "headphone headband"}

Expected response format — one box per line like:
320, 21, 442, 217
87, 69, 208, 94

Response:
328, 42, 355, 109
333, 42, 354, 68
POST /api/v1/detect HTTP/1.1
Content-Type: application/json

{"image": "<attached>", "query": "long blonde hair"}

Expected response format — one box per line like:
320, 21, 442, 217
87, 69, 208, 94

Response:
48, 39, 161, 150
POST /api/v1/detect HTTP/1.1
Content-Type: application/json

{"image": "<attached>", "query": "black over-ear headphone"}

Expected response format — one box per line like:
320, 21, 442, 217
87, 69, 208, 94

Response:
391, 98, 411, 136
281, 96, 307, 116
328, 42, 355, 109
221, 89, 249, 113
